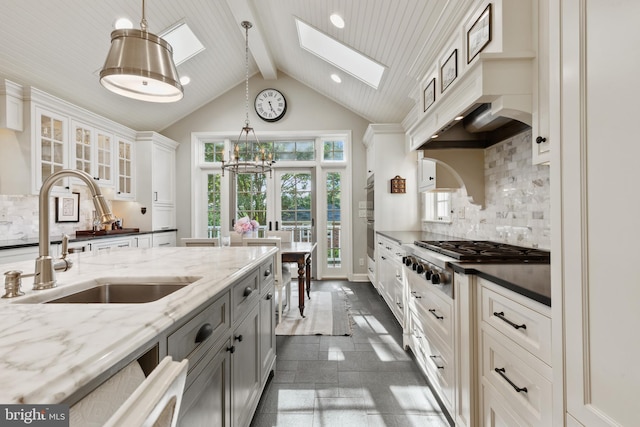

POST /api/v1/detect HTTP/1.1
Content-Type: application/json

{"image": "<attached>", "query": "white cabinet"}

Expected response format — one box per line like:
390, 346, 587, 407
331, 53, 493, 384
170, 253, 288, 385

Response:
152, 232, 176, 248
91, 237, 132, 253
70, 120, 115, 187
363, 124, 420, 231
0, 79, 23, 131
135, 132, 178, 231
375, 234, 406, 327
531, 0, 551, 165
132, 234, 152, 248
478, 277, 552, 427
114, 136, 135, 200
34, 106, 69, 194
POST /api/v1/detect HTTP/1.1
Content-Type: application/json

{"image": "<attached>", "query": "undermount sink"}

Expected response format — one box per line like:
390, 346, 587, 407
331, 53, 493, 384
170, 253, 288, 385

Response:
14, 277, 201, 304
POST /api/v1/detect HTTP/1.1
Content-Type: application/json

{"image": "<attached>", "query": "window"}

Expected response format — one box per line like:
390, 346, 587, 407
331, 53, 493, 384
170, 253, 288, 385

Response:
206, 174, 222, 237
423, 192, 452, 222
323, 140, 345, 161
235, 174, 267, 229
273, 140, 315, 161
203, 141, 224, 162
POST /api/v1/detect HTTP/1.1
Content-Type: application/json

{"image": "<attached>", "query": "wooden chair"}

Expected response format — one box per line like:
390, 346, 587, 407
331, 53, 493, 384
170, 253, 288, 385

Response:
243, 237, 292, 323
104, 357, 188, 427
229, 233, 244, 247
181, 237, 220, 247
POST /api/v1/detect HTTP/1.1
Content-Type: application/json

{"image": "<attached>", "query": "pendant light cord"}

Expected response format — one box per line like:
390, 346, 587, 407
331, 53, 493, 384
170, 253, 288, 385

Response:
242, 21, 252, 128
140, 0, 148, 32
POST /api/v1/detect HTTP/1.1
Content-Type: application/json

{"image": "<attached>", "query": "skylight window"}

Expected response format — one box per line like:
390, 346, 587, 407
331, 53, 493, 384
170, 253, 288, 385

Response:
160, 22, 205, 66
295, 18, 385, 89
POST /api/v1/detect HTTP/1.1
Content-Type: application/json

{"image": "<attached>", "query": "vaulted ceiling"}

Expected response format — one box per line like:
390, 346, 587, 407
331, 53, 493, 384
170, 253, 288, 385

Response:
0, 0, 465, 131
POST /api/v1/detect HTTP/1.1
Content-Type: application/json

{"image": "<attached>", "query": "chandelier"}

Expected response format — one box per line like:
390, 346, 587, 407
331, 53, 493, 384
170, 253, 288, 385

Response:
221, 21, 274, 177
99, 0, 183, 102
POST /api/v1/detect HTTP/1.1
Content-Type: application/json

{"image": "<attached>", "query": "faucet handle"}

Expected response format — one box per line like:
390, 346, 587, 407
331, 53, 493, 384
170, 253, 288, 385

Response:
3, 270, 26, 298
61, 234, 69, 259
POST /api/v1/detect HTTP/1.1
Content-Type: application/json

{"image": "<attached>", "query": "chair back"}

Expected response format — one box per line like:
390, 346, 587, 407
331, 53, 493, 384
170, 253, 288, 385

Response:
104, 356, 188, 427
243, 237, 284, 286
229, 233, 244, 247
265, 229, 293, 243
181, 237, 220, 247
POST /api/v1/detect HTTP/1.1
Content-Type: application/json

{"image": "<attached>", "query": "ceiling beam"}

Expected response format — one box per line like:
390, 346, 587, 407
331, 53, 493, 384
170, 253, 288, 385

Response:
225, 0, 278, 80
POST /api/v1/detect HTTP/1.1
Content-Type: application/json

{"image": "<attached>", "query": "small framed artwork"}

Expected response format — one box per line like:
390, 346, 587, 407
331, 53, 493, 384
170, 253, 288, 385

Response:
441, 49, 458, 93
55, 192, 80, 223
423, 78, 436, 112
467, 3, 492, 63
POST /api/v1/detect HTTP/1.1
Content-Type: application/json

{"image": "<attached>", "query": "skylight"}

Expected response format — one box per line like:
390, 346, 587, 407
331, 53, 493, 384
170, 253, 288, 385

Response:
160, 22, 205, 66
295, 18, 385, 89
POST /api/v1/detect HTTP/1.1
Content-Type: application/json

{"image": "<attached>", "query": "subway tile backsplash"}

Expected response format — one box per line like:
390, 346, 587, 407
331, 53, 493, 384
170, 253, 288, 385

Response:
423, 130, 550, 249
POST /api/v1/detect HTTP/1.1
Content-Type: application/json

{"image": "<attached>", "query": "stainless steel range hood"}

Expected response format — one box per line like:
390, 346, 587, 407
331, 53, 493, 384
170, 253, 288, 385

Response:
419, 103, 531, 149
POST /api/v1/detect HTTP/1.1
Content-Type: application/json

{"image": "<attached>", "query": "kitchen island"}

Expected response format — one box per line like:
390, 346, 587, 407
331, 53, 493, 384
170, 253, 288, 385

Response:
0, 245, 277, 423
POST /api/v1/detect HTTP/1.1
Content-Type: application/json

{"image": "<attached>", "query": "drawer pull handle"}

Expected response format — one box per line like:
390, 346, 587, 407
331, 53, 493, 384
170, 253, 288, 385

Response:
195, 323, 213, 343
227, 345, 235, 354
495, 368, 528, 393
264, 269, 272, 277
266, 292, 273, 300
493, 311, 527, 330
429, 355, 444, 369
381, 256, 387, 260
243, 286, 254, 297
428, 309, 443, 320
234, 334, 243, 342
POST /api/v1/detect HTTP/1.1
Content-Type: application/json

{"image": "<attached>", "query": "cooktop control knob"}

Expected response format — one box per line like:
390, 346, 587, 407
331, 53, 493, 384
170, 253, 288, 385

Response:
425, 269, 433, 280
416, 264, 425, 274
431, 273, 441, 285
404, 257, 414, 267
402, 256, 408, 264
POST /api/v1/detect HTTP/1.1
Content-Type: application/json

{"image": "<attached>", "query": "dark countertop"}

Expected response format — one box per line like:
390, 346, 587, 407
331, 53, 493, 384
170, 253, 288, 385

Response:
451, 262, 551, 306
376, 230, 457, 245
0, 229, 178, 250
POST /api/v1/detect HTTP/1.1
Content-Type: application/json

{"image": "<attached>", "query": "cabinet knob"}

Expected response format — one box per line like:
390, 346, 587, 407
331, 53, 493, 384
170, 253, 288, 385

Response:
234, 334, 243, 342
536, 136, 547, 144
195, 323, 213, 343
243, 286, 254, 297
429, 176, 434, 180
227, 345, 235, 354
266, 292, 273, 300
264, 269, 271, 277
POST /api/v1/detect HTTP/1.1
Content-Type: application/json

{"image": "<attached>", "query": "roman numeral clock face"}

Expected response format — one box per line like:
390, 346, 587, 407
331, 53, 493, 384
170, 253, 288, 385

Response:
254, 88, 287, 122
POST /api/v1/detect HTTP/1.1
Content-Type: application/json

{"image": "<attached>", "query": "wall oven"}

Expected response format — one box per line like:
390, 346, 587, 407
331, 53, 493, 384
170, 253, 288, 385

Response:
366, 175, 375, 259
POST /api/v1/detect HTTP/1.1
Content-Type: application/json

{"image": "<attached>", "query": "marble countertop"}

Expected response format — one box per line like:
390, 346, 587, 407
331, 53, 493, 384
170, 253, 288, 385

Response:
0, 246, 277, 404
0, 229, 177, 250
376, 230, 455, 245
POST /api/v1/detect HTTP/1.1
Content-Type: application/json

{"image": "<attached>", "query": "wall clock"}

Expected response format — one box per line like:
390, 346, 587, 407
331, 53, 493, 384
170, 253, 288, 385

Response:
254, 88, 287, 122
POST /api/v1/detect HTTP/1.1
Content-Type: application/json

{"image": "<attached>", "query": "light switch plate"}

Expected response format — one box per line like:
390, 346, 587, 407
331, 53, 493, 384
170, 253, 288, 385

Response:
358, 201, 367, 209
358, 209, 367, 218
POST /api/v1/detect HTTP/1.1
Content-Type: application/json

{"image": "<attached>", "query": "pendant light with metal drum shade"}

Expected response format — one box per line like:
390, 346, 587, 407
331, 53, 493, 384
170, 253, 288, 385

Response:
99, 0, 183, 103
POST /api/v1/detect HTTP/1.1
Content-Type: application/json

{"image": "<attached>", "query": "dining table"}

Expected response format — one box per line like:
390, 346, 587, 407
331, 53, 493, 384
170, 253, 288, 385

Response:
280, 241, 317, 317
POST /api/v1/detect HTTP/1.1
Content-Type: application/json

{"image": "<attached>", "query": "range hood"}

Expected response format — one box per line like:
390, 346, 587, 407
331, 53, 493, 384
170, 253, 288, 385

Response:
406, 53, 535, 151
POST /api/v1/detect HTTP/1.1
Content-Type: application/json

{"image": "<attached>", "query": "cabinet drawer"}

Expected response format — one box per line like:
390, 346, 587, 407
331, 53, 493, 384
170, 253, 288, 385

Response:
479, 278, 551, 364
167, 291, 230, 374
411, 286, 454, 351
413, 317, 454, 411
259, 257, 275, 293
481, 327, 552, 427
232, 269, 260, 322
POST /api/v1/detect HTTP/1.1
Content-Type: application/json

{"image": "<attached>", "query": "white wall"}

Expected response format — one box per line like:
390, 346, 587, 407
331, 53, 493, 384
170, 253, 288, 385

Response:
161, 72, 371, 275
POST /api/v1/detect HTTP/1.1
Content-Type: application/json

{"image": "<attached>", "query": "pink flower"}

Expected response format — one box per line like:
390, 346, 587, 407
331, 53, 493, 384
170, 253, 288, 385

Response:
234, 216, 260, 234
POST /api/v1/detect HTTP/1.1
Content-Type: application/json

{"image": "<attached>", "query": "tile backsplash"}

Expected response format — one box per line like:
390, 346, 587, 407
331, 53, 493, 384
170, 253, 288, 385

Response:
423, 130, 550, 249
0, 186, 99, 240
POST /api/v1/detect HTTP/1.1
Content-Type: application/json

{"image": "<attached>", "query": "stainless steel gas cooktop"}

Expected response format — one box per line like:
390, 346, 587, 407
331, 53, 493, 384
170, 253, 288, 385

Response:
413, 240, 550, 263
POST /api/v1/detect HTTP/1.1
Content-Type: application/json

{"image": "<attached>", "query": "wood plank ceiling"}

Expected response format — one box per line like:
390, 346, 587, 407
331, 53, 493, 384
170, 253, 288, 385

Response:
0, 0, 460, 131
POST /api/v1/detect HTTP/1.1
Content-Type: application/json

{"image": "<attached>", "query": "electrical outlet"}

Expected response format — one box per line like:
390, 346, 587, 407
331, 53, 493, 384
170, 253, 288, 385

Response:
458, 207, 465, 219
358, 209, 367, 218
358, 201, 367, 209
359, 258, 364, 266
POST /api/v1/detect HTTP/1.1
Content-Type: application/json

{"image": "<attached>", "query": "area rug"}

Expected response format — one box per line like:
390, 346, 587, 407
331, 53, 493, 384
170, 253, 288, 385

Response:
275, 287, 353, 336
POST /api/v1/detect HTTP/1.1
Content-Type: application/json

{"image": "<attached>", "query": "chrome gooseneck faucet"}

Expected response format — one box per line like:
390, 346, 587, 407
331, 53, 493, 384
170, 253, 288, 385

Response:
34, 169, 116, 290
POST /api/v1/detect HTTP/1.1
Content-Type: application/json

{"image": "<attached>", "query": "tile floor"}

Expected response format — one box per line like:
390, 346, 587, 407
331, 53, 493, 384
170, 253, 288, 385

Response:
250, 280, 452, 427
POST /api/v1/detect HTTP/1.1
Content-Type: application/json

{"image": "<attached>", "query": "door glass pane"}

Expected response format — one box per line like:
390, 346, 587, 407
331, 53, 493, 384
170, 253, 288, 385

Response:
280, 172, 312, 242
326, 172, 341, 267
207, 174, 222, 238
236, 174, 267, 232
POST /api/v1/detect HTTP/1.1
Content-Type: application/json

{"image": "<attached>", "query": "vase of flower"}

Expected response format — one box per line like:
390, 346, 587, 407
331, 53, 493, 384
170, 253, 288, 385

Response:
234, 216, 260, 237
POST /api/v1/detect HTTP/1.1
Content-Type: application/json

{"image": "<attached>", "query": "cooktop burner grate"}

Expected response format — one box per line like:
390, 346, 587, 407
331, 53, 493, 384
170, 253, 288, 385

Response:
414, 240, 550, 263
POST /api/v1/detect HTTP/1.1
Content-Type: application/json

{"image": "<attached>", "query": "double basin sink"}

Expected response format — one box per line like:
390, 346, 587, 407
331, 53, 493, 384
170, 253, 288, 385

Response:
14, 276, 201, 304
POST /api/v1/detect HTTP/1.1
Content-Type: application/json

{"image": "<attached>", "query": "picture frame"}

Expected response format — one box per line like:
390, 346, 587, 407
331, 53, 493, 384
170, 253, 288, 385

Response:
55, 192, 80, 223
467, 3, 492, 63
440, 49, 458, 93
423, 78, 436, 112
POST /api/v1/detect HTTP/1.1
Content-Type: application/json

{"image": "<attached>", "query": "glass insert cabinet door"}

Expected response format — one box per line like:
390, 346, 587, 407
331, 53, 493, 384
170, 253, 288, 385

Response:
36, 107, 68, 193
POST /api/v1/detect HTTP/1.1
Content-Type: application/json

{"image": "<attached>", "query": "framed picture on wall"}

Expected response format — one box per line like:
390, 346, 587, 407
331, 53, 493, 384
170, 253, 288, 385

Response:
467, 3, 492, 63
441, 49, 458, 92
55, 192, 80, 222
423, 78, 436, 112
